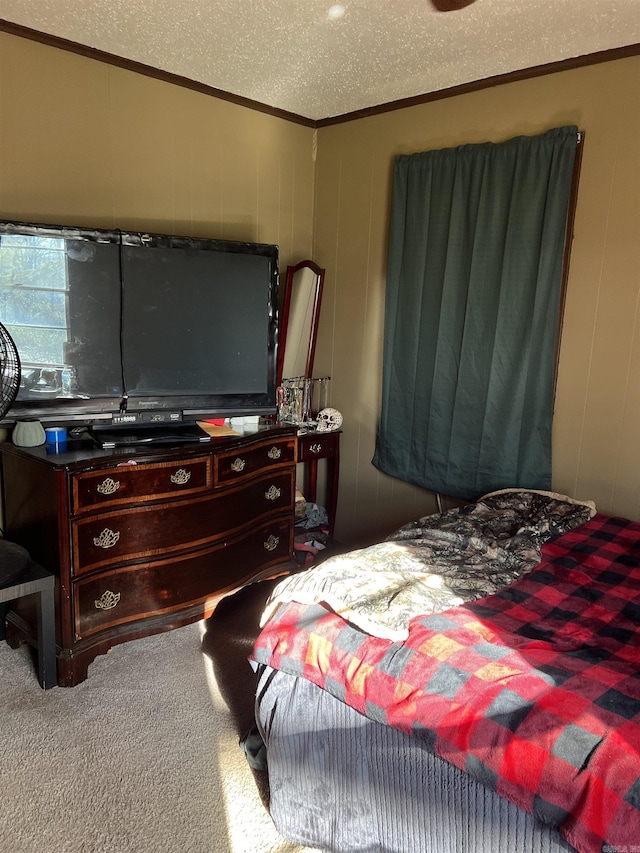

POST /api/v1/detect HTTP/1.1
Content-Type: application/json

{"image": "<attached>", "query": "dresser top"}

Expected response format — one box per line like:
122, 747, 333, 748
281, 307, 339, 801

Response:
0, 421, 298, 471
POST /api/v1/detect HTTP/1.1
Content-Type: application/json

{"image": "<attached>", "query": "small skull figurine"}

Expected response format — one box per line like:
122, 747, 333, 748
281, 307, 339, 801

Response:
316, 407, 343, 432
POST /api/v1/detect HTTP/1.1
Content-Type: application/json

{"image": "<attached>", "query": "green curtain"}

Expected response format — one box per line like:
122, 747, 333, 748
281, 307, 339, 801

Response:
372, 126, 579, 499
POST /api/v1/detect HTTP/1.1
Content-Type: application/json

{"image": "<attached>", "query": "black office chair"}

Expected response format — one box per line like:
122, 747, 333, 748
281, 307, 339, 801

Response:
0, 539, 57, 689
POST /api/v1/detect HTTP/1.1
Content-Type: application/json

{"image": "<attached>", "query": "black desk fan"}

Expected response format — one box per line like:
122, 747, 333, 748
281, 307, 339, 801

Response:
0, 322, 20, 419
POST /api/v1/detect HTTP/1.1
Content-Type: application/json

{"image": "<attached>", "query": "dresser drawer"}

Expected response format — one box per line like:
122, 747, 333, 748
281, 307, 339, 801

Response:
298, 431, 340, 462
71, 456, 212, 514
73, 516, 294, 639
215, 434, 297, 486
71, 470, 294, 575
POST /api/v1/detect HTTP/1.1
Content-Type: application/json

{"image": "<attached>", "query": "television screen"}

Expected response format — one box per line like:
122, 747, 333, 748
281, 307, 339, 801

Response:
121, 235, 271, 397
0, 220, 279, 426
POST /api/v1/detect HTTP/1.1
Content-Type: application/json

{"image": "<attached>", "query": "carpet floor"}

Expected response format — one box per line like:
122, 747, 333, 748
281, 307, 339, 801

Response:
0, 579, 320, 853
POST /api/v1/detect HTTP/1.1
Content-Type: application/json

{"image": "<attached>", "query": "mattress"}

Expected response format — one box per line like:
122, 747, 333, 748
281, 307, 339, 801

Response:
256, 665, 576, 853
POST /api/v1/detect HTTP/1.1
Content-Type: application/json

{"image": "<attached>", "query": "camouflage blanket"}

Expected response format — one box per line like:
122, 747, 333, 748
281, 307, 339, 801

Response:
261, 489, 595, 641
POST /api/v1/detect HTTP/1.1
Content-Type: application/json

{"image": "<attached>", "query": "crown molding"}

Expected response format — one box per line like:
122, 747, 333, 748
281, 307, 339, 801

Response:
2, 19, 638, 129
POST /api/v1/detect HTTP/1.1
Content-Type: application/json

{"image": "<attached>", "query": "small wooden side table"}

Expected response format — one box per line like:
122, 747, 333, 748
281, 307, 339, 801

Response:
297, 430, 341, 536
1, 552, 57, 689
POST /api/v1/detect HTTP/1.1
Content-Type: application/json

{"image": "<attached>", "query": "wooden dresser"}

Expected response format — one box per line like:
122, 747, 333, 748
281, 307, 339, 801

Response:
1, 423, 298, 686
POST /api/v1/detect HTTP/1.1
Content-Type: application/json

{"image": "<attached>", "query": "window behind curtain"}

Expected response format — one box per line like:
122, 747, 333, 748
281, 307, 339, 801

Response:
372, 126, 580, 500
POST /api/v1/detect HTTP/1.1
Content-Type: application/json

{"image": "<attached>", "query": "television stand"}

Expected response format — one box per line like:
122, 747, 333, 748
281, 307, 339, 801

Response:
1, 423, 298, 686
91, 422, 210, 448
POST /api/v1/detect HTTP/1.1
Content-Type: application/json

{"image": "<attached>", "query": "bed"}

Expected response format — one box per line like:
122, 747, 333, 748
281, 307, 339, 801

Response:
249, 490, 640, 853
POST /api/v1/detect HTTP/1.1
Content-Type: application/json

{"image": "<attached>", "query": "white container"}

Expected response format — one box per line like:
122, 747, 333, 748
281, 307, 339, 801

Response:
12, 419, 46, 447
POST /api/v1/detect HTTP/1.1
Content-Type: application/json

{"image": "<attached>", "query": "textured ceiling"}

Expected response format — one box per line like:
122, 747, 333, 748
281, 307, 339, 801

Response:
1, 0, 639, 120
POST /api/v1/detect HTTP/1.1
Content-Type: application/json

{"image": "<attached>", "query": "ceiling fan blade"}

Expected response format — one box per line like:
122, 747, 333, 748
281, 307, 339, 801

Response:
430, 0, 477, 10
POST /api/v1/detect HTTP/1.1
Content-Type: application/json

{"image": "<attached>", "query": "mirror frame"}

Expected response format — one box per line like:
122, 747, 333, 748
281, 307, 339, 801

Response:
276, 259, 325, 386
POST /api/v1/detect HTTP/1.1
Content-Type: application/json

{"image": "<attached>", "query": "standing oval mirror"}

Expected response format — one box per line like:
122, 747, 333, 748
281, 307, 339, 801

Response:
277, 259, 325, 385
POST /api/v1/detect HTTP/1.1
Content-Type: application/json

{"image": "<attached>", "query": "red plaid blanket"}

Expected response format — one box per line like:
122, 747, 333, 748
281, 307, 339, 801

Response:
251, 513, 640, 853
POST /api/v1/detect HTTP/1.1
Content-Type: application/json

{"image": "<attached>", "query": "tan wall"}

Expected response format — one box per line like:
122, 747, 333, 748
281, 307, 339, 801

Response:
314, 56, 640, 546
0, 32, 315, 264
2, 33, 639, 548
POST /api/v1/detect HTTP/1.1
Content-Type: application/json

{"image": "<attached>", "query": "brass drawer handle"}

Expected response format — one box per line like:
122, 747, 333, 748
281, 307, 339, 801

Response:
230, 457, 246, 473
267, 446, 282, 460
93, 528, 121, 549
309, 443, 323, 454
263, 535, 280, 551
170, 468, 191, 485
96, 477, 120, 496
94, 590, 121, 611
265, 485, 281, 501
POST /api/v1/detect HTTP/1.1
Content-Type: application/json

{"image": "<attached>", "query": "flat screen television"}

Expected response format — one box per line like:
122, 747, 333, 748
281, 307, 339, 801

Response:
0, 220, 279, 437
